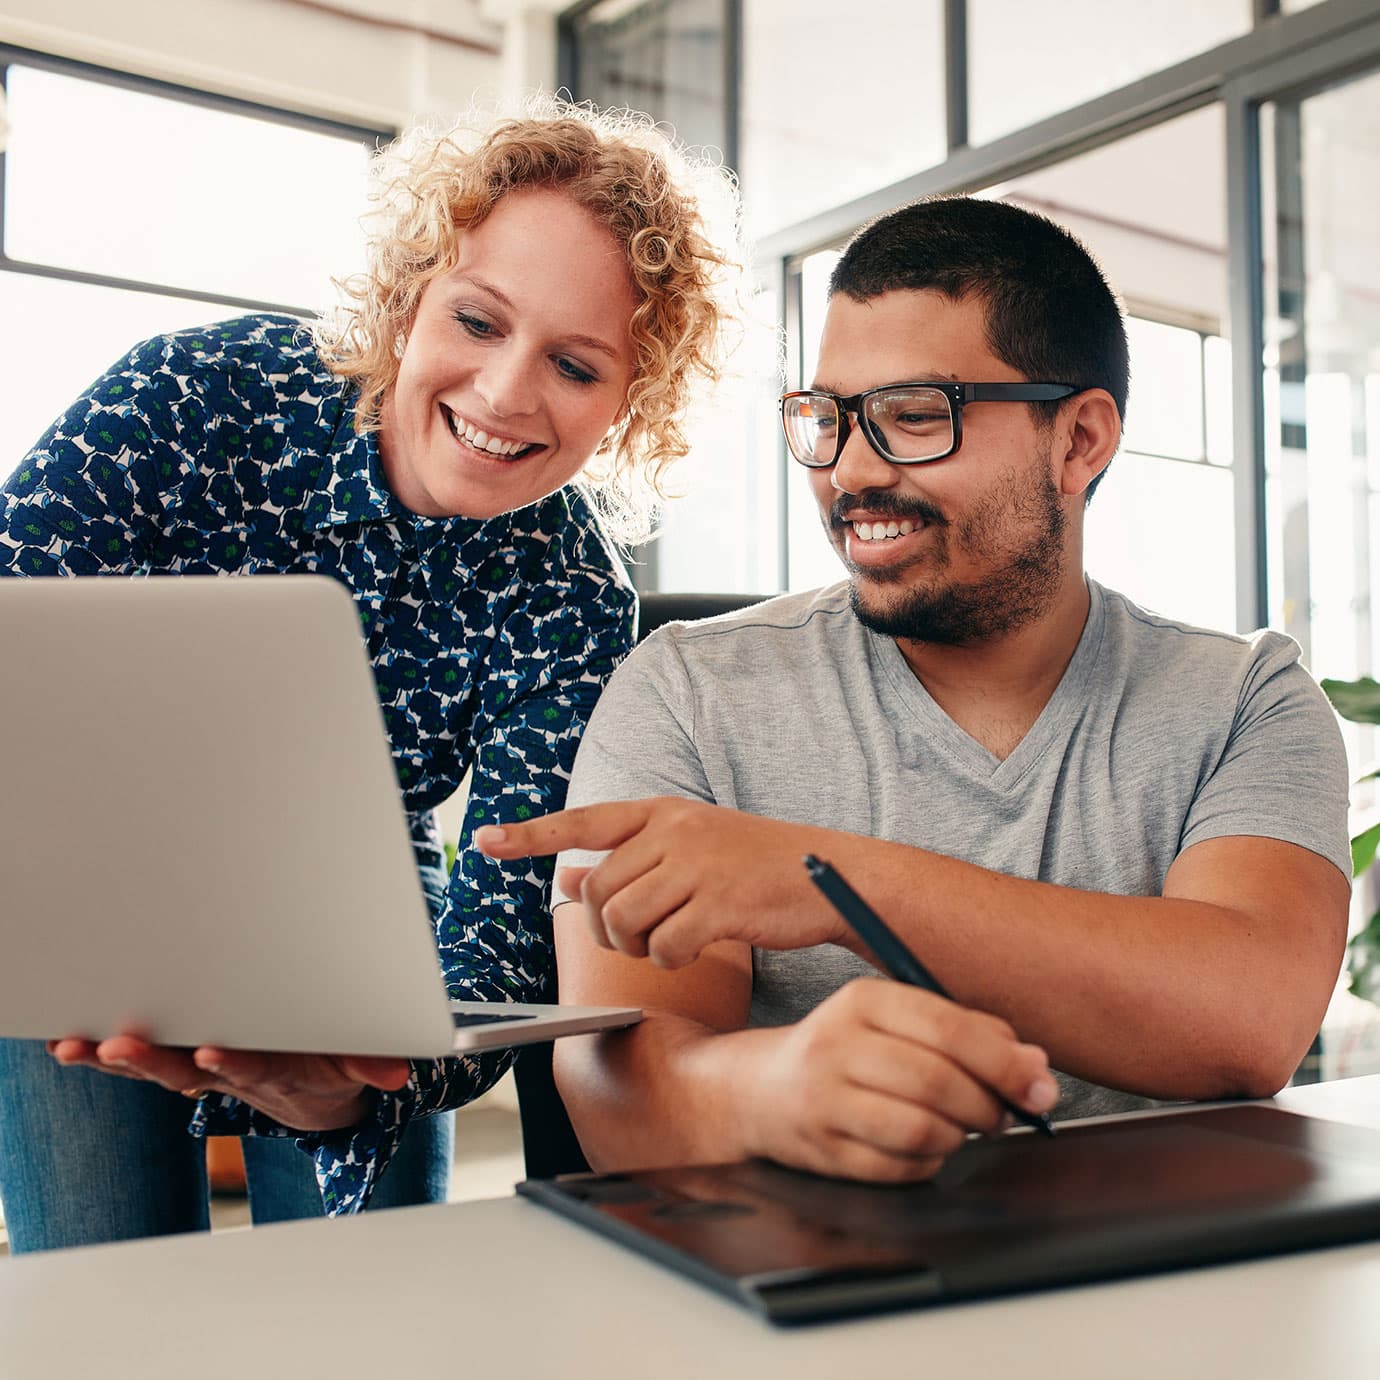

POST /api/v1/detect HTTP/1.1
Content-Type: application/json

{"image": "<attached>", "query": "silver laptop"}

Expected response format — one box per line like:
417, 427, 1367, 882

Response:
0, 574, 639, 1058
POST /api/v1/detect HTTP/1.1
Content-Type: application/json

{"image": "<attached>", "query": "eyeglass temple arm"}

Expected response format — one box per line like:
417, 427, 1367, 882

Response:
965, 383, 1078, 402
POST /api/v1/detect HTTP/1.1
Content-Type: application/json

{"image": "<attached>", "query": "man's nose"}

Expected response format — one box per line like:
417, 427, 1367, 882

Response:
830, 418, 899, 495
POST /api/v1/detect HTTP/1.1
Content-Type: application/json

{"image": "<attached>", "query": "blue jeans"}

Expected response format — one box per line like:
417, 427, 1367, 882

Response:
0, 1037, 453, 1252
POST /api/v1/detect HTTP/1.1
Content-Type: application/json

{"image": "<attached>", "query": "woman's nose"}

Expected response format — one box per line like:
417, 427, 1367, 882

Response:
473, 350, 539, 418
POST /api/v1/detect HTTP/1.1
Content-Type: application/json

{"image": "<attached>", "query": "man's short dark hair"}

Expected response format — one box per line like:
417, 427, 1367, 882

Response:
829, 196, 1129, 498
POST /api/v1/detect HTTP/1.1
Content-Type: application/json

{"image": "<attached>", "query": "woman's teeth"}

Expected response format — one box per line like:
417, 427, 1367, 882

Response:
852, 519, 918, 542
447, 411, 534, 457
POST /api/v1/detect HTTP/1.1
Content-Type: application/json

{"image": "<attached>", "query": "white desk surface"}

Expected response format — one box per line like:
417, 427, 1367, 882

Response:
3, 1077, 1379, 1380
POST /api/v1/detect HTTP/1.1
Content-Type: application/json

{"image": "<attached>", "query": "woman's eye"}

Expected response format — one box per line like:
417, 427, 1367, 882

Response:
556, 357, 597, 386
455, 311, 497, 338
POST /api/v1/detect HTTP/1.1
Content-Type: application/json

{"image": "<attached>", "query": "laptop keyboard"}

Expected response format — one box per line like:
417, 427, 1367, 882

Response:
451, 1010, 542, 1028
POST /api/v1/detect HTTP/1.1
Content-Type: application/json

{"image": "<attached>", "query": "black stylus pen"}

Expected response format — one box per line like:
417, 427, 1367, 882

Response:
803, 854, 1056, 1139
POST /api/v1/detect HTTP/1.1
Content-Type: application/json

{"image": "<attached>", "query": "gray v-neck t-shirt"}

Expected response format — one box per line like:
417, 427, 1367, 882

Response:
554, 579, 1350, 1120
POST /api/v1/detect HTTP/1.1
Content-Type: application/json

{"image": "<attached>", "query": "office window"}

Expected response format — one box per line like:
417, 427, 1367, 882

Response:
1260, 71, 1380, 1040
1087, 318, 1237, 634
967, 0, 1251, 146
739, 0, 946, 239
0, 57, 382, 469
785, 248, 843, 593
636, 275, 783, 595
1261, 67, 1380, 684
563, 0, 734, 161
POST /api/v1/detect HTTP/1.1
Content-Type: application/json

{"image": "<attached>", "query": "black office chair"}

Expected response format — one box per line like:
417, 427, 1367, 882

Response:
514, 590, 769, 1179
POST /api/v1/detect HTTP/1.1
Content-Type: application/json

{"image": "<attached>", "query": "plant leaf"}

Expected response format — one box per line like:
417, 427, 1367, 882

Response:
1351, 821, 1380, 877
1347, 909, 1380, 1006
1322, 677, 1380, 724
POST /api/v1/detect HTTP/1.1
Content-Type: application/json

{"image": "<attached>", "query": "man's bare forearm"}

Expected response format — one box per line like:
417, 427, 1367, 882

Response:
816, 833, 1348, 1097
493, 807, 1350, 1105
554, 1015, 779, 1171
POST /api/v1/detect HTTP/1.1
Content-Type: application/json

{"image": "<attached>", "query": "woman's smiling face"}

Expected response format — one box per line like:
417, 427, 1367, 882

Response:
378, 186, 638, 520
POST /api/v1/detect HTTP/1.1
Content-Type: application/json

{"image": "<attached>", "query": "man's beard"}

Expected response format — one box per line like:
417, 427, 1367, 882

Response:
839, 463, 1067, 647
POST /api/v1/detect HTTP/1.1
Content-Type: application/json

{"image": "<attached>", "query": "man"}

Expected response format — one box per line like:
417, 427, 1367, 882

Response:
478, 196, 1351, 1183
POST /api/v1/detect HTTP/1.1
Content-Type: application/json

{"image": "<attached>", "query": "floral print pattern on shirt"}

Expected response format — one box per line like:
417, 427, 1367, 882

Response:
0, 313, 635, 1213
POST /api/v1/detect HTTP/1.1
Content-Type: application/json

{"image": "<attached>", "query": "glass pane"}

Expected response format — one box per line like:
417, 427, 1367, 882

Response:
740, 0, 946, 239
571, 0, 730, 161
976, 106, 1232, 620
788, 250, 845, 592
647, 282, 784, 595
1261, 67, 1380, 1087
969, 0, 1250, 146
0, 273, 247, 474
1204, 334, 1233, 467
1084, 453, 1235, 631
3, 66, 371, 309
1262, 71, 1380, 677
1122, 317, 1205, 461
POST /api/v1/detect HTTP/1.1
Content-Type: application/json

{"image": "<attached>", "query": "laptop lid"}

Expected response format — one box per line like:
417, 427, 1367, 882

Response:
0, 575, 635, 1058
517, 1103, 1380, 1325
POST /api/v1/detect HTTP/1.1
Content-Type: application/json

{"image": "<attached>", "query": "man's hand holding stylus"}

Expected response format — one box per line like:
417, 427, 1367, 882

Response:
735, 979, 1058, 1181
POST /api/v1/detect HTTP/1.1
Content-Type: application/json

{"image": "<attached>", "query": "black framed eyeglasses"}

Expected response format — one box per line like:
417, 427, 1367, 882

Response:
778, 381, 1079, 468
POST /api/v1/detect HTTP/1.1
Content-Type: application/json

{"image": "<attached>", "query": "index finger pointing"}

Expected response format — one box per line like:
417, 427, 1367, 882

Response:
473, 801, 654, 858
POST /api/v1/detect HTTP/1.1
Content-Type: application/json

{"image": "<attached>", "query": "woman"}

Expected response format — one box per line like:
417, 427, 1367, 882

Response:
0, 103, 743, 1249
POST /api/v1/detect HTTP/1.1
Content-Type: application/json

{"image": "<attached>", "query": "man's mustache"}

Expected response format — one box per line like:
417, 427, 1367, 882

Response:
829, 492, 947, 529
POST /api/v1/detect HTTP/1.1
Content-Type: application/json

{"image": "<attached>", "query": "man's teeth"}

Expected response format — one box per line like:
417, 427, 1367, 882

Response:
851, 519, 918, 542
447, 411, 531, 456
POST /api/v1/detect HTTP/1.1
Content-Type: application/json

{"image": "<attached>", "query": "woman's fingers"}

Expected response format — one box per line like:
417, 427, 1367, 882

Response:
94, 1035, 202, 1090
44, 1037, 396, 1129
337, 1055, 412, 1091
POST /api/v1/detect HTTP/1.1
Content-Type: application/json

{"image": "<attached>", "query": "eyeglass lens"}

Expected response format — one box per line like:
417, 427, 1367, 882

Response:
782, 387, 955, 466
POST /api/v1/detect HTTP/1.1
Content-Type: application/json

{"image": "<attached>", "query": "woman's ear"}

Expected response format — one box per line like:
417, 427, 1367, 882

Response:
596, 400, 633, 454
1057, 389, 1121, 499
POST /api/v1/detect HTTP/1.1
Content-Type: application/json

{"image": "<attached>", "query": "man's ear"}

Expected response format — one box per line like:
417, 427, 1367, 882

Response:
1056, 389, 1120, 498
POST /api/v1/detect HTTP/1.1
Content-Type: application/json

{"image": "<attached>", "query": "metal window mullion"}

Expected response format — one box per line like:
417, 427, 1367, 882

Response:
0, 256, 315, 320
724, 0, 742, 174
0, 42, 393, 144
1225, 79, 1268, 635
944, 0, 968, 153
780, 257, 804, 593
1122, 448, 1223, 471
1198, 333, 1210, 464
1352, 374, 1372, 680
0, 60, 9, 262
754, 0, 1380, 267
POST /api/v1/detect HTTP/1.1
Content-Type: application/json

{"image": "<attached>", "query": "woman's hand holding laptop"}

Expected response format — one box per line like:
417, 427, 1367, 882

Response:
48, 1035, 412, 1131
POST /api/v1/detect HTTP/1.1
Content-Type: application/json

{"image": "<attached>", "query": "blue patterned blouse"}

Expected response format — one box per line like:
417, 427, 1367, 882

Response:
0, 313, 636, 1213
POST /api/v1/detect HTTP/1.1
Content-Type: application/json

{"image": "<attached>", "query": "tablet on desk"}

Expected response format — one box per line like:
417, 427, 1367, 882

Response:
518, 1103, 1380, 1326
0, 575, 639, 1058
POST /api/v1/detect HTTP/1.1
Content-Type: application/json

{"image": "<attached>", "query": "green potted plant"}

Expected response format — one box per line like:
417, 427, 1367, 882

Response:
1320, 677, 1380, 1005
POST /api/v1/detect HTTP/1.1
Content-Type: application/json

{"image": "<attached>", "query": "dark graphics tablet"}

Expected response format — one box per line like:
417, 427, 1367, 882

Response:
517, 1103, 1380, 1326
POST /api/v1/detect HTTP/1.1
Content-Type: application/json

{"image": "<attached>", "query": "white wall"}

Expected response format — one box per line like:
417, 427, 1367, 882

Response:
0, 0, 514, 128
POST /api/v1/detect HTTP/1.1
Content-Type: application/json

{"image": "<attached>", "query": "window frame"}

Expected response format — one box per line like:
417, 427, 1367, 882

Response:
0, 44, 395, 319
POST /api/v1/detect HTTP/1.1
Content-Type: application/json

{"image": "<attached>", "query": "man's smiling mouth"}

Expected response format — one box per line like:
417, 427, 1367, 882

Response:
442, 405, 541, 459
850, 518, 921, 543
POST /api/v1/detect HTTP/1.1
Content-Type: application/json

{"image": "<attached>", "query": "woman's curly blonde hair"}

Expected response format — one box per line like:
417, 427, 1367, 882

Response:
315, 99, 746, 545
